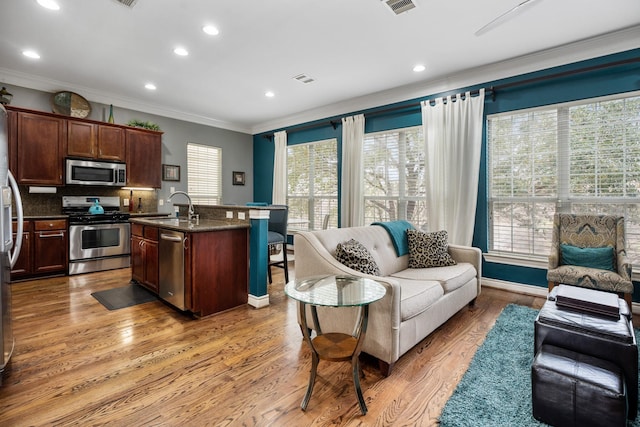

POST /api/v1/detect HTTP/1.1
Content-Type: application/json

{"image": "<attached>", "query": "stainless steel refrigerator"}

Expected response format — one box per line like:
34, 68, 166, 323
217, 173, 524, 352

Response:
0, 105, 24, 385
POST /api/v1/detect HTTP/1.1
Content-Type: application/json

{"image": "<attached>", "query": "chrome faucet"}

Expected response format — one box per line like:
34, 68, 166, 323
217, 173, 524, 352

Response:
168, 191, 198, 222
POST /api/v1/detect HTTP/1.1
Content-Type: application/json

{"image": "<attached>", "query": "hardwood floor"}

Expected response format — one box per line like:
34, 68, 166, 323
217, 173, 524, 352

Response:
0, 267, 547, 426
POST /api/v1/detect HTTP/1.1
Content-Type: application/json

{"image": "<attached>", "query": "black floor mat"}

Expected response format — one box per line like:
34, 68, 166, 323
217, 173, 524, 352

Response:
91, 284, 159, 310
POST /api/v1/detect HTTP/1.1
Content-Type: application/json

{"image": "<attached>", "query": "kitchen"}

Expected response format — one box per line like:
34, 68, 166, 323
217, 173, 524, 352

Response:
0, 84, 257, 386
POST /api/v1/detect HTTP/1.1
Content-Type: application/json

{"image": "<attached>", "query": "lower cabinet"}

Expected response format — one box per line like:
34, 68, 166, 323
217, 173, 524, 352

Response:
11, 219, 68, 280
129, 222, 249, 317
131, 224, 159, 292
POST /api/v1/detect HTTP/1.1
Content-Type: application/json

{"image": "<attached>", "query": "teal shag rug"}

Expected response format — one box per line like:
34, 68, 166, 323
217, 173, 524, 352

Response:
439, 304, 640, 427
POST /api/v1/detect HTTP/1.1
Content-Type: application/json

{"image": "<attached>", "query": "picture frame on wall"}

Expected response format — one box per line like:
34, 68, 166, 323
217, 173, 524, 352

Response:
233, 171, 245, 186
162, 164, 180, 181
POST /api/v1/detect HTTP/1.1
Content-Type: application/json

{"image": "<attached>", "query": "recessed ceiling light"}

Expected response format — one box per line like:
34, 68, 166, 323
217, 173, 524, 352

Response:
202, 25, 219, 36
173, 47, 189, 56
37, 0, 60, 10
265, 91, 275, 98
145, 83, 157, 90
22, 50, 41, 59
413, 64, 426, 72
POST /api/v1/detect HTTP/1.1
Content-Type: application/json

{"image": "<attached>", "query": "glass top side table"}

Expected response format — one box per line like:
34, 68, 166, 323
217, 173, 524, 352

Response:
285, 275, 387, 415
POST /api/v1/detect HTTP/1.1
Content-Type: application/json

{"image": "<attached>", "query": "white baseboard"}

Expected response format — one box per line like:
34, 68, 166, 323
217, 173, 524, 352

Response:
248, 293, 270, 308
481, 277, 639, 315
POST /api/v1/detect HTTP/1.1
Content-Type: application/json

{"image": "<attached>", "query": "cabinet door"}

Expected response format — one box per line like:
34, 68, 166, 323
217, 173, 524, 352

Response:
126, 129, 161, 188
143, 239, 159, 292
33, 229, 68, 274
10, 231, 31, 278
67, 120, 97, 158
131, 235, 144, 283
97, 125, 125, 161
17, 112, 65, 185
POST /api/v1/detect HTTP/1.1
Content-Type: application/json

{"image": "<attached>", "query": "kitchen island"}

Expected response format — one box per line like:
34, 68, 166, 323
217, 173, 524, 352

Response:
130, 217, 250, 318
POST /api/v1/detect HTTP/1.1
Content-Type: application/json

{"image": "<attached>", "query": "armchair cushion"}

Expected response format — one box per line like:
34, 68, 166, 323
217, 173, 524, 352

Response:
560, 244, 615, 271
547, 265, 634, 294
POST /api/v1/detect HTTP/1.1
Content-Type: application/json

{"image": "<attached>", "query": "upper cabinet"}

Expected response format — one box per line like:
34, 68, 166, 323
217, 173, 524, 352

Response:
15, 111, 66, 186
6, 106, 161, 187
67, 120, 125, 161
126, 128, 162, 188
97, 125, 126, 161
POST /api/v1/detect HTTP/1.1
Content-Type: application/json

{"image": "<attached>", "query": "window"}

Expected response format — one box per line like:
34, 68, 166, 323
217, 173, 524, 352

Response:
287, 139, 338, 230
363, 126, 427, 229
488, 92, 640, 264
187, 142, 222, 205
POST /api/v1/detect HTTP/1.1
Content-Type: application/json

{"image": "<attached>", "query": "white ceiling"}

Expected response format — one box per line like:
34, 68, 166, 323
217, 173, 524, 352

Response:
1, 0, 639, 134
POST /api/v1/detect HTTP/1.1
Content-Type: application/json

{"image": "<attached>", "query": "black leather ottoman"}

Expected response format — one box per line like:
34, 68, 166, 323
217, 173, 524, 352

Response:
534, 294, 638, 420
532, 344, 627, 427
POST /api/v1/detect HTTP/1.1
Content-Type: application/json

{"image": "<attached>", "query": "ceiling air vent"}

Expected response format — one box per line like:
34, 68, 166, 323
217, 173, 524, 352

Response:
113, 0, 138, 8
384, 0, 416, 15
293, 74, 315, 84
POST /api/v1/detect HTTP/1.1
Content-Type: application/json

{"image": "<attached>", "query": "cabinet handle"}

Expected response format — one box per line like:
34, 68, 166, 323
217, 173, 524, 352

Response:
38, 232, 64, 238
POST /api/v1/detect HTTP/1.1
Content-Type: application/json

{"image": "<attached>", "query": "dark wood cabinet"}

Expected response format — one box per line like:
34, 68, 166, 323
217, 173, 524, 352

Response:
126, 128, 162, 188
187, 228, 249, 317
67, 120, 97, 158
6, 106, 156, 187
11, 221, 32, 279
97, 125, 125, 161
131, 223, 159, 292
15, 112, 65, 185
67, 121, 126, 162
33, 219, 68, 274
11, 219, 68, 280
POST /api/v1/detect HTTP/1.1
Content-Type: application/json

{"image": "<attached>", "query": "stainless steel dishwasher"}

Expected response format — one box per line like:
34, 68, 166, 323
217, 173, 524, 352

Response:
159, 230, 186, 310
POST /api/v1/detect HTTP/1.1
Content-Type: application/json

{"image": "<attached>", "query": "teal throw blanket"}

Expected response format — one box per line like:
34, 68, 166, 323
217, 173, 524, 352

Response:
372, 220, 414, 256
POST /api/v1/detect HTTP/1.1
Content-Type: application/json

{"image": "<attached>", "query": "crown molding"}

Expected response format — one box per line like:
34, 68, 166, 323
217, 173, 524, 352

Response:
250, 25, 640, 135
0, 68, 252, 134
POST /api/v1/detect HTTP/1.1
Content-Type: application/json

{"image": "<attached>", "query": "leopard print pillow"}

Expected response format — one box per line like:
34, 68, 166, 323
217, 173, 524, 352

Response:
407, 229, 457, 268
335, 239, 381, 276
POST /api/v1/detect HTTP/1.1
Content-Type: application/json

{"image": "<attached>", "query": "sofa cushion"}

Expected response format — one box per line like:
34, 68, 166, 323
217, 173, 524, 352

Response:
391, 263, 477, 293
407, 229, 457, 268
395, 279, 444, 321
335, 239, 381, 276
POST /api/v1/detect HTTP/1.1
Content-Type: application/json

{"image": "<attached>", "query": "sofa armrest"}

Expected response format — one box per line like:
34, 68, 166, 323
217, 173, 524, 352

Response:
448, 244, 482, 293
293, 231, 403, 363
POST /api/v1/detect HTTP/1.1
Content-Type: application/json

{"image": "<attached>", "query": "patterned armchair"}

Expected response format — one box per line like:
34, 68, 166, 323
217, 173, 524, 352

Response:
547, 214, 633, 309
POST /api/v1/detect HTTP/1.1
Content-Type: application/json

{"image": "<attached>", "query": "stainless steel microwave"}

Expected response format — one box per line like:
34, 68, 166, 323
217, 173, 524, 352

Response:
66, 158, 127, 186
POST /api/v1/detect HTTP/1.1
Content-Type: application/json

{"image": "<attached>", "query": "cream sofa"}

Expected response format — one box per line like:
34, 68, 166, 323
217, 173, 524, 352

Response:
293, 225, 482, 375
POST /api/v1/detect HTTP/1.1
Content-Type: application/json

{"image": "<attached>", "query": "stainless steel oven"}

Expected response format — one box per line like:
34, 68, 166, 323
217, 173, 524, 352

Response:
63, 196, 131, 275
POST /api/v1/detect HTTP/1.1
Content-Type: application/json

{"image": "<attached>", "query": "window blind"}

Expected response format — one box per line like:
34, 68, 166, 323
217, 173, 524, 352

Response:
287, 139, 337, 230
488, 91, 640, 263
187, 142, 222, 205
363, 126, 427, 228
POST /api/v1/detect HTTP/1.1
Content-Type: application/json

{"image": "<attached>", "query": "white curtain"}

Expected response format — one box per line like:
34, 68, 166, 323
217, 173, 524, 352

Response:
340, 114, 365, 228
272, 130, 287, 205
421, 88, 485, 245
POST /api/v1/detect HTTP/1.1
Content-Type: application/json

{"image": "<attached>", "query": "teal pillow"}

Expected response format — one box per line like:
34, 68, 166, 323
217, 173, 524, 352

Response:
560, 244, 614, 271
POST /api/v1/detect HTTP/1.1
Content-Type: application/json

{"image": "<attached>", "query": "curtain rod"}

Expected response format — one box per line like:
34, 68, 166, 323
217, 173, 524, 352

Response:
262, 56, 640, 140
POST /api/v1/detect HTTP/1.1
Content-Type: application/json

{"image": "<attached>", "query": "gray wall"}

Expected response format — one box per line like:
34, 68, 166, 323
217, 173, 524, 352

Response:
4, 84, 254, 214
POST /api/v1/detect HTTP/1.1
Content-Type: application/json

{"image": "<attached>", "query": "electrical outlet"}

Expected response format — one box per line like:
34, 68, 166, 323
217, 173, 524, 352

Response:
123, 198, 129, 206
238, 212, 245, 220
159, 199, 164, 206
226, 211, 233, 219
170, 186, 175, 193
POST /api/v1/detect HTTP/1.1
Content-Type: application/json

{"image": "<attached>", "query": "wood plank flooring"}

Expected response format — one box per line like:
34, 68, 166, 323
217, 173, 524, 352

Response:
0, 267, 547, 426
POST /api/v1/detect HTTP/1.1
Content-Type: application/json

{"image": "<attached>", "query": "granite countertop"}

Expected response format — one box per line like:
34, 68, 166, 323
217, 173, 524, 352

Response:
130, 217, 250, 232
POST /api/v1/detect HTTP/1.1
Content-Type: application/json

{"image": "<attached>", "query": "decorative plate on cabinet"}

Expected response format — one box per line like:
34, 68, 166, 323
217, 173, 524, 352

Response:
51, 91, 91, 118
